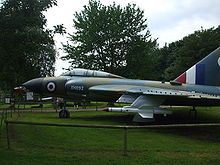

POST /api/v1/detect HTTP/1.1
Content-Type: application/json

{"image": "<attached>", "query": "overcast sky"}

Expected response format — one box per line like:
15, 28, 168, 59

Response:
45, 0, 220, 76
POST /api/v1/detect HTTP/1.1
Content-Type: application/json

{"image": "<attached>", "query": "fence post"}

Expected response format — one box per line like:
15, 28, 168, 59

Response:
123, 126, 128, 156
5, 109, 8, 120
10, 105, 13, 118
5, 121, 10, 149
0, 111, 4, 128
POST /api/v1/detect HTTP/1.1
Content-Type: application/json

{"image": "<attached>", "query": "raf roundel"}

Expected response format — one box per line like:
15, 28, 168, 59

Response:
218, 57, 220, 66
47, 82, 56, 92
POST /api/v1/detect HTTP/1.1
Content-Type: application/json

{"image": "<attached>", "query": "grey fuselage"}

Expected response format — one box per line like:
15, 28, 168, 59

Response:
23, 75, 220, 106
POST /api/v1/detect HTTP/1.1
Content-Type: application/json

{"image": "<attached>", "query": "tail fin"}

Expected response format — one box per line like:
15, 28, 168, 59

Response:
175, 47, 220, 86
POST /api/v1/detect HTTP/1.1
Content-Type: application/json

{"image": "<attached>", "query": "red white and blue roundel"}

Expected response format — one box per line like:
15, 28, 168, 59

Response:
47, 82, 56, 92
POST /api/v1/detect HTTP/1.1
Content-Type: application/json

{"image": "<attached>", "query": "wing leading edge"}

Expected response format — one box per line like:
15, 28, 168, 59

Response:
90, 84, 197, 98
89, 84, 220, 99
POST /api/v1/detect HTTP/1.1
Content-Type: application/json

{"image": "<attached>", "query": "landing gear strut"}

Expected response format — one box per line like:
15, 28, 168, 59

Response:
189, 106, 197, 121
58, 100, 70, 118
59, 109, 70, 118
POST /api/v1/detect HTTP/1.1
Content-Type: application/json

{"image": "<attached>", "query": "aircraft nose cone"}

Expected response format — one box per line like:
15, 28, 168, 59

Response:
22, 78, 44, 93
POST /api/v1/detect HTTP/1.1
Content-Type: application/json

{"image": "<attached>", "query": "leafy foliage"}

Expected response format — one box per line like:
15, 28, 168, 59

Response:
0, 0, 58, 90
62, 0, 157, 79
159, 26, 220, 81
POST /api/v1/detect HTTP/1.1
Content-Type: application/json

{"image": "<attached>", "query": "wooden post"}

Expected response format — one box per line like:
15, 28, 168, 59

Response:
18, 107, 20, 117
6, 122, 10, 149
10, 104, 13, 118
5, 109, 8, 120
0, 111, 4, 128
123, 127, 128, 156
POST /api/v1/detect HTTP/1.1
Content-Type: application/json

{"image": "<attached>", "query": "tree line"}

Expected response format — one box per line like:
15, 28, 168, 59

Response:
0, 0, 220, 92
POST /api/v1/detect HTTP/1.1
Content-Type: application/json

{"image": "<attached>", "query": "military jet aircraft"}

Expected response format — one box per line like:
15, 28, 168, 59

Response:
22, 47, 220, 122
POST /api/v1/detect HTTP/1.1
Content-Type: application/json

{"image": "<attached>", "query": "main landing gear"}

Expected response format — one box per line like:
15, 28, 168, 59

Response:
189, 106, 197, 121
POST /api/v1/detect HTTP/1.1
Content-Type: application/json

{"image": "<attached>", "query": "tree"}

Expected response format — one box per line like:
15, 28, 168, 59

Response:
62, 0, 157, 79
155, 40, 184, 80
0, 0, 60, 91
162, 26, 220, 81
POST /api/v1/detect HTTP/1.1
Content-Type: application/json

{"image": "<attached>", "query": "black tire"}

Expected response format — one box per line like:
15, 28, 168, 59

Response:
59, 109, 70, 118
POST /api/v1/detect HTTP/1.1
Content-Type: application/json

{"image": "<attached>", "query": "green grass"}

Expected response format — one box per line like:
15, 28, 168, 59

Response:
1, 108, 220, 164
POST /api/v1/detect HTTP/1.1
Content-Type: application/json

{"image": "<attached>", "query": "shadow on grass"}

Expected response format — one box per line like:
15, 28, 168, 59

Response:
151, 109, 220, 143
70, 114, 134, 125
67, 109, 220, 125
68, 109, 220, 143
147, 124, 220, 144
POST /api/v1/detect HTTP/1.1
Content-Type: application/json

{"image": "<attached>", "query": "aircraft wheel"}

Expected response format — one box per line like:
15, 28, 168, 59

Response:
59, 109, 70, 118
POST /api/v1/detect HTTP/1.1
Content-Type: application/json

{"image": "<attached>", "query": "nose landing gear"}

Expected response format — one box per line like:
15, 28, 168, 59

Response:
58, 100, 70, 118
59, 109, 70, 118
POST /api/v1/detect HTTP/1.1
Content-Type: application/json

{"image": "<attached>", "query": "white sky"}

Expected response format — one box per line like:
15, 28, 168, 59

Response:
45, 0, 220, 76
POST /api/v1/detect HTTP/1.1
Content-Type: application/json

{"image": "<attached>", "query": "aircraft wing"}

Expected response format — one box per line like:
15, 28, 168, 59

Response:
90, 84, 220, 122
89, 84, 193, 97
89, 84, 220, 102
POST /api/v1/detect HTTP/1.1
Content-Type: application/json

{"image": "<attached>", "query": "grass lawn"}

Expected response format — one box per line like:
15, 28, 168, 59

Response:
1, 107, 220, 164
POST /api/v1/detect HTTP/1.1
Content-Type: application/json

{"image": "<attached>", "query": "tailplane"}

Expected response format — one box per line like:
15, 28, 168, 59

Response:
175, 47, 220, 86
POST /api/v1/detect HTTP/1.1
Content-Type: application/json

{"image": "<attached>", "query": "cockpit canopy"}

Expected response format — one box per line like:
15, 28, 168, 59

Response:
60, 68, 124, 79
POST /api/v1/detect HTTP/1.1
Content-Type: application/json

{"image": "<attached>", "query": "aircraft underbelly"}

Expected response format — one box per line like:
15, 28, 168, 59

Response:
163, 97, 220, 106
86, 90, 220, 106
87, 93, 120, 102
87, 95, 220, 107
